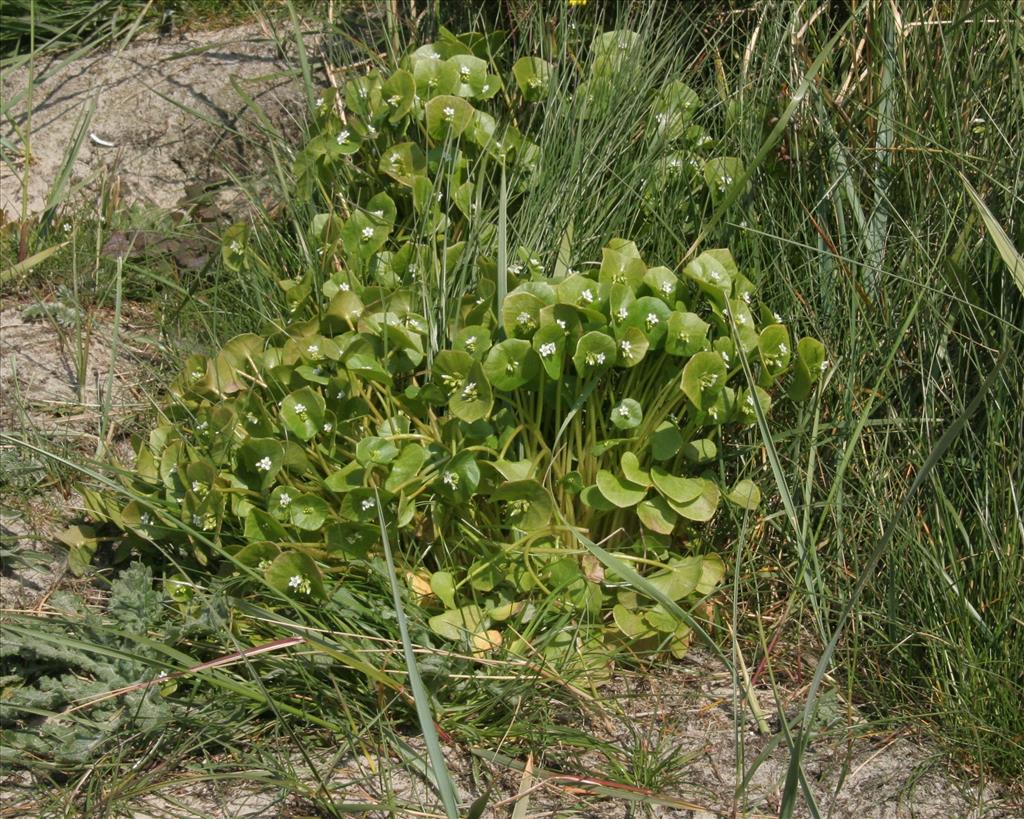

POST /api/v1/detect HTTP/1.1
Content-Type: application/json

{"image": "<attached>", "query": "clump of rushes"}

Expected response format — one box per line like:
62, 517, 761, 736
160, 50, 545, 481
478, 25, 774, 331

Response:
84, 29, 825, 673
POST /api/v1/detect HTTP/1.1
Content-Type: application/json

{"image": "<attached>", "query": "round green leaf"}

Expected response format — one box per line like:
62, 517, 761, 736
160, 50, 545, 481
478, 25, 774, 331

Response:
512, 56, 551, 101
610, 397, 643, 430
384, 443, 427, 493
636, 496, 678, 535
491, 479, 553, 531
290, 493, 328, 531
622, 296, 670, 348
789, 336, 828, 401
596, 469, 647, 508
430, 571, 457, 608
381, 68, 415, 122
425, 94, 474, 139
356, 436, 400, 466
532, 323, 566, 379
666, 311, 710, 357
280, 387, 326, 441
650, 466, 703, 504
650, 422, 684, 461
572, 331, 617, 376
502, 289, 545, 338
379, 142, 427, 187
437, 450, 480, 502
265, 551, 325, 599
483, 339, 540, 390
758, 323, 792, 376
681, 438, 717, 464
429, 604, 485, 641
726, 479, 761, 510
665, 478, 720, 522
680, 351, 728, 410
237, 438, 284, 489
620, 451, 651, 486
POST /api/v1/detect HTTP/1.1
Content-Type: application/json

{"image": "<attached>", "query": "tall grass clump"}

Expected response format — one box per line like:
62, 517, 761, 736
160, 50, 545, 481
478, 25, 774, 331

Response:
691, 0, 1023, 778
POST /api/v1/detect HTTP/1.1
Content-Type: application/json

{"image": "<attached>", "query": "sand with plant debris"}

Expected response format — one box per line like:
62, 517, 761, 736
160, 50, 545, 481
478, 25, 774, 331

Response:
0, 22, 305, 220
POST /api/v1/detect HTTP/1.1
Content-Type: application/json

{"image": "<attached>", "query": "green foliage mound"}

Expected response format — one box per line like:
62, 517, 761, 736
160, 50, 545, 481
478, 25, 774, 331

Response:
83, 29, 825, 669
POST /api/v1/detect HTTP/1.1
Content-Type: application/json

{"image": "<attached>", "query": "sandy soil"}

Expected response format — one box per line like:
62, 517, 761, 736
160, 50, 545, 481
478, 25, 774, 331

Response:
3, 650, 1012, 818
0, 22, 306, 219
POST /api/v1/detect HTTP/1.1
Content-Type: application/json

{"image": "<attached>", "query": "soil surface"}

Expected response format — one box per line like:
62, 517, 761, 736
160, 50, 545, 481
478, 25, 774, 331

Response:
1, 22, 306, 219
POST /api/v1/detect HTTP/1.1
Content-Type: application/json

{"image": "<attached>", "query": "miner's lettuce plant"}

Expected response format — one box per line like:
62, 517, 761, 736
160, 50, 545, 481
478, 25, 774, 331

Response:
84, 29, 825, 672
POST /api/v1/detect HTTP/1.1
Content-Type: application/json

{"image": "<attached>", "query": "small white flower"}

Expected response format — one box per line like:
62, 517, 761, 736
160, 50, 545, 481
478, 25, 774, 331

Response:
288, 574, 311, 595
322, 422, 332, 432
337, 129, 350, 144
339, 282, 350, 292
370, 209, 384, 218
774, 312, 783, 323
509, 262, 523, 275
461, 381, 478, 400
256, 456, 273, 472
279, 492, 292, 507
442, 105, 456, 121
388, 94, 401, 106
367, 125, 377, 137
196, 421, 209, 432
464, 335, 477, 348
721, 351, 730, 363
62, 222, 72, 233
595, 352, 606, 365
516, 311, 532, 325
459, 65, 471, 79
539, 342, 557, 358
736, 313, 748, 325
656, 112, 669, 126
389, 152, 401, 165
581, 288, 594, 303
191, 514, 202, 527
709, 270, 722, 282
315, 96, 324, 108
442, 471, 459, 489
616, 307, 628, 320
191, 369, 204, 379
425, 49, 440, 60
357, 87, 368, 99
746, 393, 756, 407
191, 480, 202, 493
661, 281, 673, 295
293, 402, 307, 414
820, 359, 830, 372
778, 343, 789, 355
229, 240, 242, 254
556, 319, 567, 330
361, 226, 374, 240
645, 312, 659, 328
617, 404, 631, 417
140, 513, 153, 526
668, 157, 682, 170
336, 391, 344, 399
620, 340, 632, 355
307, 344, 320, 356
481, 83, 490, 93
361, 498, 376, 511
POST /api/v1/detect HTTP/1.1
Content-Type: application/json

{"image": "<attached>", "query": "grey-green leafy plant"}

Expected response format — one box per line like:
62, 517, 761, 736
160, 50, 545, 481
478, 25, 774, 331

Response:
0, 563, 172, 765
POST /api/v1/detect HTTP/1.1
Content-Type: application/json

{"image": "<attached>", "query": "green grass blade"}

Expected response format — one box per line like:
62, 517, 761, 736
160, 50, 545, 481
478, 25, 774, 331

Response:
960, 172, 1024, 297
374, 491, 461, 819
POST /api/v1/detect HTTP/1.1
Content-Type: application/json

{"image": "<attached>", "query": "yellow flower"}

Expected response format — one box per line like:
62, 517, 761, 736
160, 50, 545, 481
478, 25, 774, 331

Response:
568, 0, 588, 5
